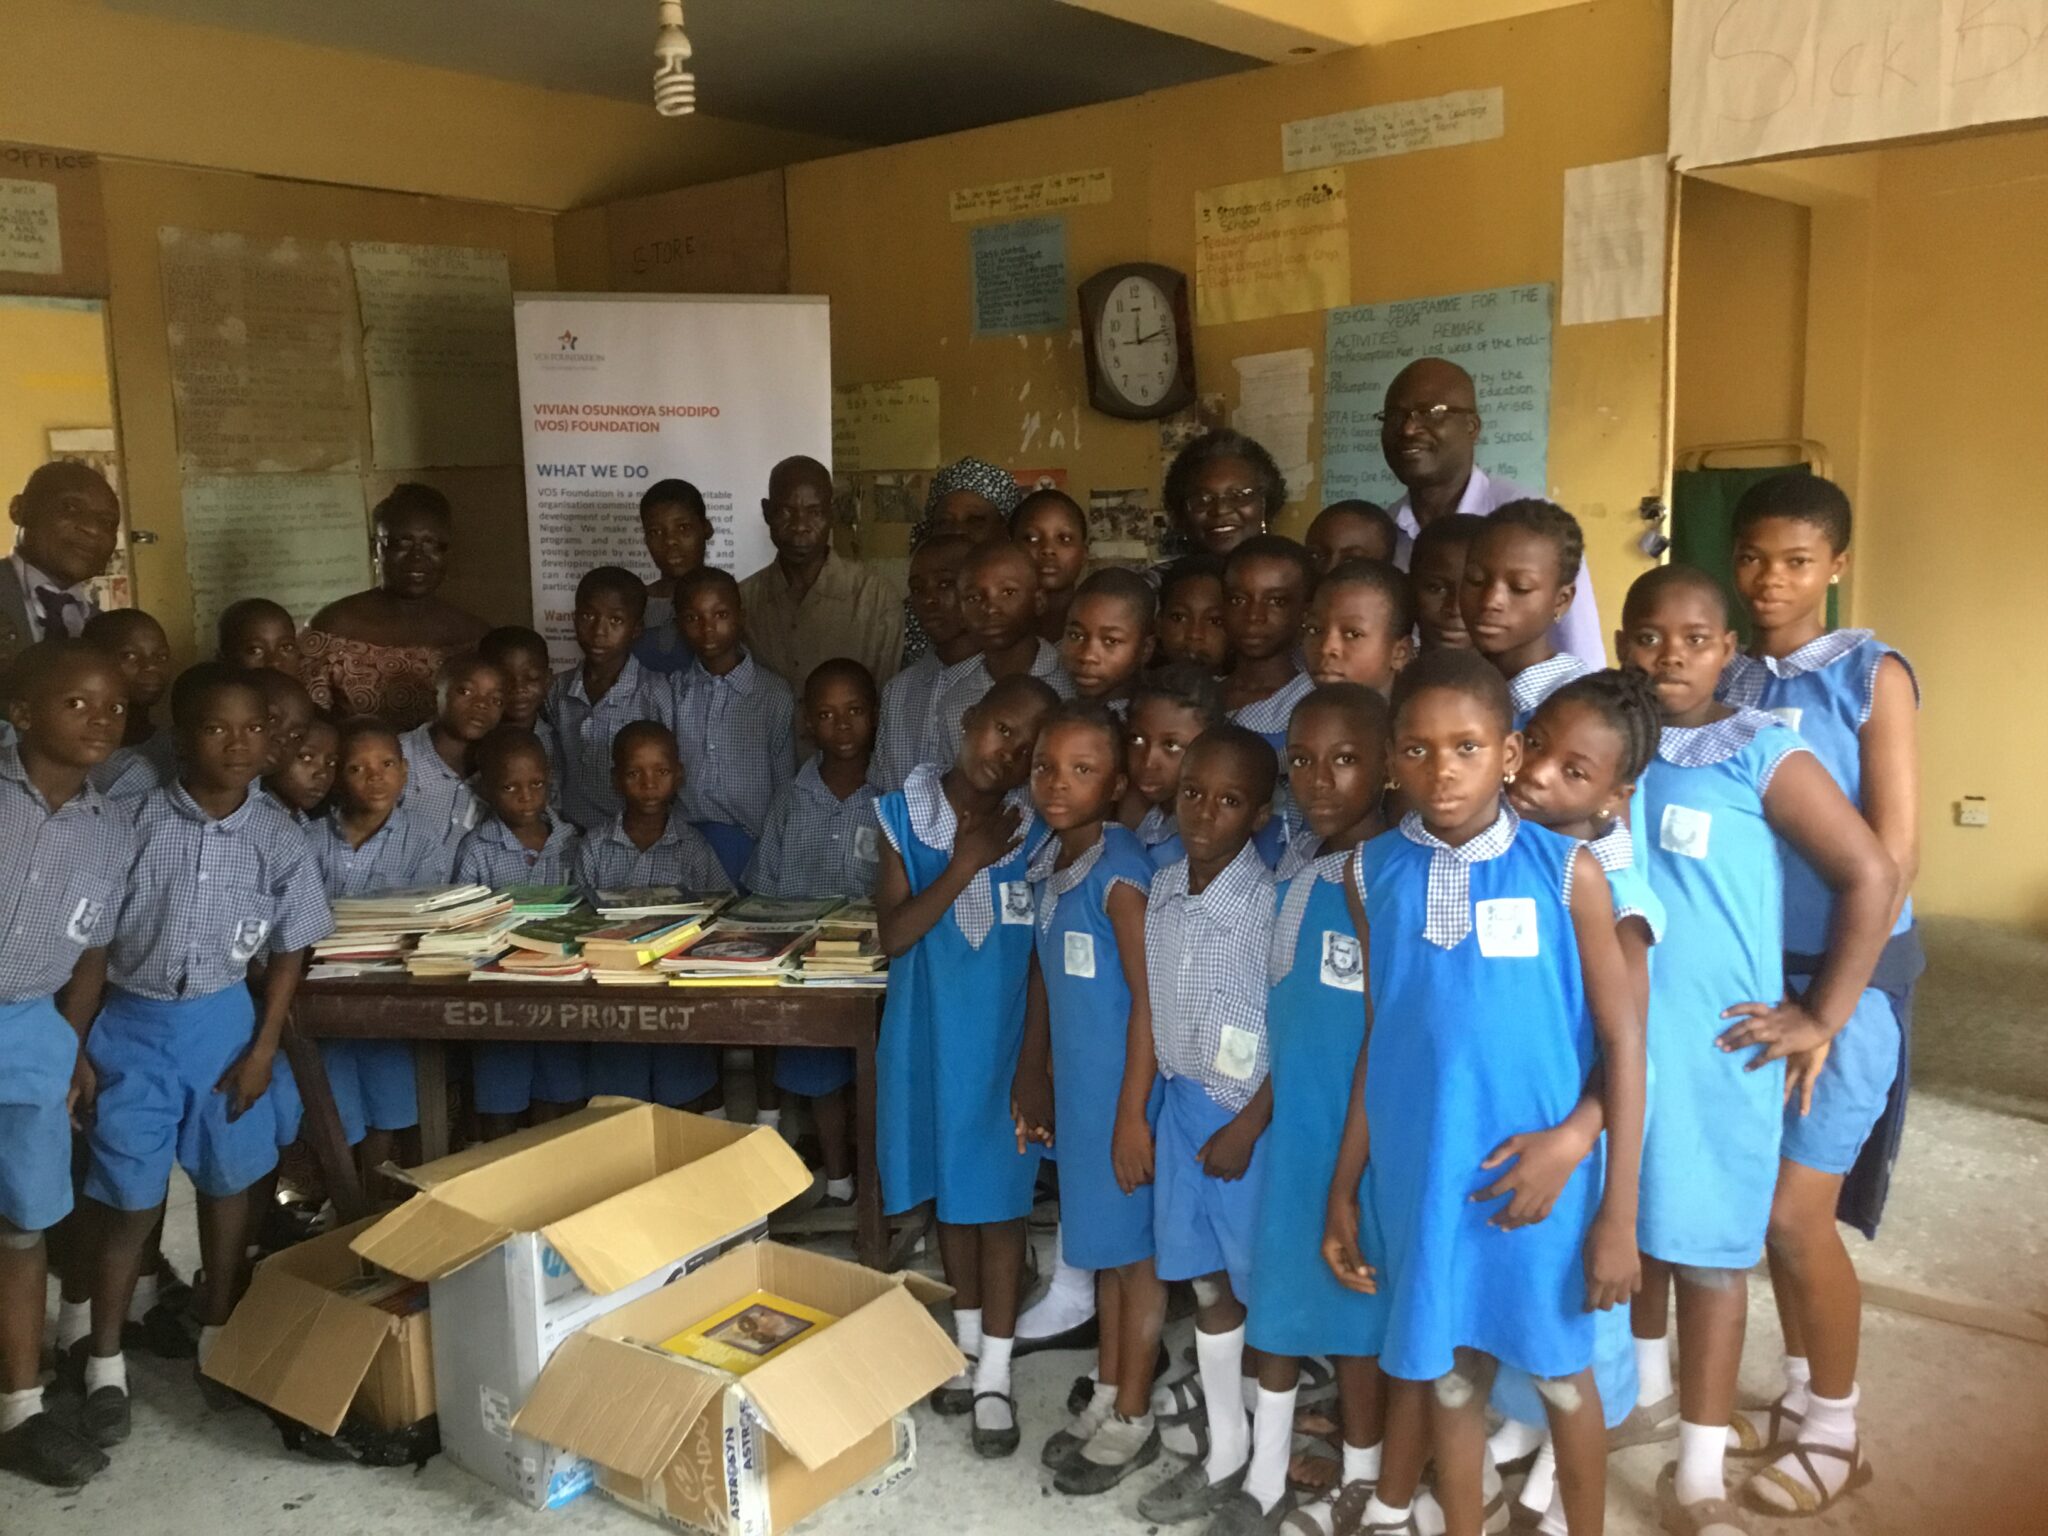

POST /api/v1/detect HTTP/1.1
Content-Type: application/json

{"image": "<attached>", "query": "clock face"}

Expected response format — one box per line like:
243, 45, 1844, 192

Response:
1098, 275, 1180, 410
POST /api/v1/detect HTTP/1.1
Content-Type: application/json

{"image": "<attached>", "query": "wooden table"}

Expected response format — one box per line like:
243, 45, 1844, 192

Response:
282, 979, 892, 1269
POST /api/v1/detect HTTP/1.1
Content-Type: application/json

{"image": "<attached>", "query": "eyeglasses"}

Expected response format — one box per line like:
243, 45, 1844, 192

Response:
1186, 486, 1265, 514
1375, 404, 1478, 430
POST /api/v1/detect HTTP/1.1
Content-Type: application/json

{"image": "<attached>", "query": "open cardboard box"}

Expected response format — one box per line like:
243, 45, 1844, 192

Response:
514, 1241, 963, 1536
203, 1216, 431, 1436
349, 1100, 812, 1509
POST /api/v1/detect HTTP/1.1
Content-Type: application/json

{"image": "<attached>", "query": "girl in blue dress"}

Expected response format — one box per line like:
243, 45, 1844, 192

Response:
1618, 565, 1895, 1535
1012, 701, 1165, 1494
1460, 501, 1593, 731
1322, 650, 1645, 1536
1714, 476, 1919, 1518
875, 672, 1060, 1461
1119, 664, 1223, 871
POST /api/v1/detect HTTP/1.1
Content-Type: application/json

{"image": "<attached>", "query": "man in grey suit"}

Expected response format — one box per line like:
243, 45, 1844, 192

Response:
3, 462, 122, 667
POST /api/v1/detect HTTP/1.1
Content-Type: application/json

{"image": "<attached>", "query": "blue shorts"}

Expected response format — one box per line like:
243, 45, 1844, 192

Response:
0, 995, 80, 1231
773, 1048, 854, 1097
1153, 1075, 1265, 1301
85, 986, 281, 1209
585, 1043, 718, 1107
319, 1039, 419, 1145
270, 1047, 304, 1148
1782, 986, 1900, 1176
473, 1043, 589, 1116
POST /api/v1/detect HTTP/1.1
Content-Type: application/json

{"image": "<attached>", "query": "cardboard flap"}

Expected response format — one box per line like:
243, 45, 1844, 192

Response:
391, 1097, 646, 1193
203, 1269, 394, 1436
512, 1333, 727, 1482
543, 1127, 810, 1294
743, 1284, 964, 1470
898, 1271, 952, 1306
348, 1194, 512, 1282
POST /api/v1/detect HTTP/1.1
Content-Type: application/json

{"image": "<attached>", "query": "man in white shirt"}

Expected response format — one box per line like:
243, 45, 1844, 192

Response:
4, 462, 121, 665
1381, 357, 1605, 667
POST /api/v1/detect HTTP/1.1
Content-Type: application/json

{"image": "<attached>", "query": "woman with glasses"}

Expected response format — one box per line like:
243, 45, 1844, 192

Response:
299, 483, 491, 729
1162, 429, 1288, 561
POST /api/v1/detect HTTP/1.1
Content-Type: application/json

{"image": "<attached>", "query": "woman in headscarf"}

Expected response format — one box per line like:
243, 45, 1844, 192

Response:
900, 456, 1025, 664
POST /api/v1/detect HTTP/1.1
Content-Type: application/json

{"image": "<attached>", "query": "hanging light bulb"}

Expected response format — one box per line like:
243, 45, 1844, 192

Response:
653, 0, 696, 117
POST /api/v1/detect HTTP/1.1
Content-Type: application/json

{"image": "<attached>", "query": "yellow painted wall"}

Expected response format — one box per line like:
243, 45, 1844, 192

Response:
0, 0, 847, 211
0, 298, 112, 509
783, 0, 1673, 645
1672, 180, 1809, 454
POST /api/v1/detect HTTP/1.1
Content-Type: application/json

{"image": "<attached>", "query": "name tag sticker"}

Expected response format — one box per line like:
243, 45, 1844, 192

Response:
1319, 930, 1365, 991
1659, 803, 1713, 861
229, 917, 271, 963
458, 797, 483, 831
998, 880, 1033, 924
853, 824, 879, 861
1213, 1022, 1260, 1082
65, 897, 101, 945
1767, 706, 1803, 732
1474, 897, 1539, 959
1064, 931, 1096, 978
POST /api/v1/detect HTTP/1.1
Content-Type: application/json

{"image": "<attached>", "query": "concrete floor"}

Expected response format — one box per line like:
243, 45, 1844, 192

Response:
5, 918, 2045, 1535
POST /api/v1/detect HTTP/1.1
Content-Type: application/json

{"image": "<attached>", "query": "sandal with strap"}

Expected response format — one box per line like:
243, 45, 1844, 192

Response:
1725, 1395, 1802, 1458
970, 1390, 1020, 1459
1743, 1440, 1873, 1518
1655, 1464, 1750, 1536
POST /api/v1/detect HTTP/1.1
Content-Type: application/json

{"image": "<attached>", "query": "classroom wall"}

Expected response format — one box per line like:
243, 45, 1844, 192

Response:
1672, 180, 1809, 454
0, 298, 113, 511
777, 0, 1672, 640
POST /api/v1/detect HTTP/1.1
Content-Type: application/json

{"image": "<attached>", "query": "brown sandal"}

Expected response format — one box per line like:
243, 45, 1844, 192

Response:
1655, 1464, 1750, 1536
1744, 1441, 1873, 1517
1725, 1395, 1802, 1457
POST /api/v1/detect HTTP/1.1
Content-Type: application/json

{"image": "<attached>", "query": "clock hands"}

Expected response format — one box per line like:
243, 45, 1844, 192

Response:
1129, 329, 1166, 345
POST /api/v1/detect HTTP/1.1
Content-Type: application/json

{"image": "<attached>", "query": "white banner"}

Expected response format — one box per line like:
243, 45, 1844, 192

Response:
1672, 0, 2048, 168
513, 294, 831, 660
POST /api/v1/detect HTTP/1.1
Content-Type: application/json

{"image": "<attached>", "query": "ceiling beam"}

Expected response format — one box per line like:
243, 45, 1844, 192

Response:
1055, 0, 1590, 62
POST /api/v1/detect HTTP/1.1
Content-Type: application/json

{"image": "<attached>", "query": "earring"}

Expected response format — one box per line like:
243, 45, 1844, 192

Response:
1504, 771, 1517, 785
1829, 574, 1841, 585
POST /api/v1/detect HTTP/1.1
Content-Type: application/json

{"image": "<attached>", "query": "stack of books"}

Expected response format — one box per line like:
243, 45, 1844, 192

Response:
658, 924, 814, 988
505, 908, 610, 958
787, 916, 886, 989
405, 911, 525, 977
474, 947, 593, 984
595, 887, 731, 921
310, 885, 514, 979
579, 913, 716, 985
502, 883, 582, 919
720, 894, 845, 927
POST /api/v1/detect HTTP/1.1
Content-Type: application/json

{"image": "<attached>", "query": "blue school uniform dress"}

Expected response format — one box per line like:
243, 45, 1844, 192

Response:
633, 592, 693, 676
87, 730, 178, 811
1249, 840, 1387, 1360
921, 642, 1075, 767
306, 806, 454, 1144
86, 784, 334, 1210
456, 815, 588, 1114
543, 656, 673, 833
1638, 709, 1808, 1269
398, 724, 486, 848
1357, 806, 1598, 1384
1027, 824, 1157, 1270
744, 756, 882, 1097
1133, 805, 1187, 872
671, 652, 796, 884
1722, 631, 1923, 1197
1493, 821, 1664, 1430
1146, 842, 1275, 1299
1507, 654, 1593, 733
1229, 669, 1314, 866
875, 766, 1042, 1223
871, 653, 976, 793
0, 747, 134, 1232
575, 810, 734, 1105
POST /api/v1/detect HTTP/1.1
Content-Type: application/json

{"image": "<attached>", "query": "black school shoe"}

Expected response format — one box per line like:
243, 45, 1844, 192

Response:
0, 1413, 109, 1490
123, 1300, 198, 1359
79, 1384, 130, 1449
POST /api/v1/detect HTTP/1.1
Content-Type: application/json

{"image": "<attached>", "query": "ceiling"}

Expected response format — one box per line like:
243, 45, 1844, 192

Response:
105, 0, 1269, 146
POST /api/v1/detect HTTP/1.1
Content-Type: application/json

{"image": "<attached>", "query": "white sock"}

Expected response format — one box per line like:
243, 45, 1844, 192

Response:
1675, 1419, 1727, 1506
1196, 1324, 1249, 1483
1802, 1383, 1858, 1450
84, 1352, 127, 1397
1537, 1485, 1569, 1536
1244, 1384, 1299, 1512
1362, 1494, 1410, 1526
1018, 1229, 1098, 1337
953, 1307, 983, 1360
1069, 1378, 1117, 1436
0, 1386, 43, 1433
1488, 1415, 1545, 1466
824, 1175, 853, 1201
1048, 1253, 1093, 1306
56, 1299, 91, 1351
972, 1334, 1014, 1430
198, 1324, 223, 1367
756, 1106, 781, 1129
1519, 1438, 1557, 1516
1342, 1439, 1382, 1485
1780, 1354, 1814, 1413
1634, 1333, 1674, 1404
126, 1273, 159, 1325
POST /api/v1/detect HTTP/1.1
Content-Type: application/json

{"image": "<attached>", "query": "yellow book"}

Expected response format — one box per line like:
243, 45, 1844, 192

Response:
667, 974, 785, 989
656, 1291, 837, 1377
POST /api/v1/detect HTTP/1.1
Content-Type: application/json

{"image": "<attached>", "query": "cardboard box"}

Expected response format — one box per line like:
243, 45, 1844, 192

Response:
350, 1101, 812, 1510
514, 1242, 962, 1536
203, 1216, 432, 1435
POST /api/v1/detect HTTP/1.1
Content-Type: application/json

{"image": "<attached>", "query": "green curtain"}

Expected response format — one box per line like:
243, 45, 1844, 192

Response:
1670, 463, 1835, 644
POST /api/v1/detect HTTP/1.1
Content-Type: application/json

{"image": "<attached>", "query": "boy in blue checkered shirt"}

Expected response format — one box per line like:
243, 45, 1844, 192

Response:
80, 610, 176, 812
400, 650, 504, 847
544, 566, 672, 833
76, 664, 333, 1450
0, 641, 134, 1489
743, 658, 882, 1202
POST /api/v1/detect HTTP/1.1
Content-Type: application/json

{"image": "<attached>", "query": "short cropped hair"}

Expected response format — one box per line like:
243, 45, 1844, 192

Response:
1390, 646, 1512, 736
1731, 472, 1852, 553
1318, 557, 1416, 636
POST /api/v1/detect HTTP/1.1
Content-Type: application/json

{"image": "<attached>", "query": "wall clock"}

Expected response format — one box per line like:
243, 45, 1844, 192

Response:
1077, 263, 1196, 421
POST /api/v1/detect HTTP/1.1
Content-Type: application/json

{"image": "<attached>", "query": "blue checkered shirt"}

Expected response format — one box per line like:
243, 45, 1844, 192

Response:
305, 805, 457, 898
1229, 668, 1315, 741
1145, 842, 1276, 1112
921, 641, 1075, 767
574, 810, 735, 899
0, 744, 136, 1001
88, 730, 179, 809
670, 651, 796, 837
543, 655, 674, 833
870, 652, 976, 793
454, 814, 582, 888
1508, 653, 1593, 724
743, 756, 881, 900
1396, 801, 1523, 949
110, 783, 335, 999
399, 724, 486, 847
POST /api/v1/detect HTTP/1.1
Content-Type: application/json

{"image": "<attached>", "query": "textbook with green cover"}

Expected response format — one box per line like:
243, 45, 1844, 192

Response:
655, 1291, 837, 1377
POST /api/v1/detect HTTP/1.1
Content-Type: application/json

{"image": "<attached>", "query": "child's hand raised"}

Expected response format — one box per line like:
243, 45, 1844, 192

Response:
950, 804, 1024, 873
1111, 1104, 1153, 1194
1472, 1121, 1596, 1229
1584, 1209, 1640, 1311
1320, 1194, 1378, 1295
216, 1044, 275, 1122
1717, 998, 1832, 1069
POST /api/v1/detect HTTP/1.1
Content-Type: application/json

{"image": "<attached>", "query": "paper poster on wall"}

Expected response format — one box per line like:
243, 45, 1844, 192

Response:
1322, 284, 1552, 506
159, 229, 358, 473
971, 216, 1068, 335
1195, 169, 1350, 327
350, 241, 521, 469
950, 169, 1112, 222
1230, 351, 1315, 505
832, 377, 941, 472
1282, 88, 1505, 173
514, 294, 831, 661
1561, 156, 1668, 326
0, 178, 61, 274
182, 474, 371, 647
